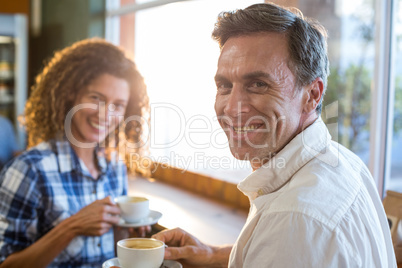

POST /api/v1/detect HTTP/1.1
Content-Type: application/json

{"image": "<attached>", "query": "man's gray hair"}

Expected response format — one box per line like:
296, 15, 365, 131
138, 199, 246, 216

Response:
212, 3, 330, 114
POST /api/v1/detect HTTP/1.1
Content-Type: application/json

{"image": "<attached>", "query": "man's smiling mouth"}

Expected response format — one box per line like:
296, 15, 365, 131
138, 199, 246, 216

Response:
232, 124, 264, 133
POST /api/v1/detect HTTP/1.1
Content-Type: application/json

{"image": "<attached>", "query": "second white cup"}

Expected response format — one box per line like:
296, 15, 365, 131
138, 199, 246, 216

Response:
117, 238, 165, 268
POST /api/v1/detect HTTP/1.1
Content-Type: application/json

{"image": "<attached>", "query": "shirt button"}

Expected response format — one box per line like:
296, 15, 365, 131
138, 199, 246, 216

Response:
92, 189, 96, 194
97, 243, 101, 247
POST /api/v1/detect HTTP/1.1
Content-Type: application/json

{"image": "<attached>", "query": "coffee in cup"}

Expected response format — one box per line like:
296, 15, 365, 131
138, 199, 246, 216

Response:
117, 238, 165, 268
115, 196, 149, 223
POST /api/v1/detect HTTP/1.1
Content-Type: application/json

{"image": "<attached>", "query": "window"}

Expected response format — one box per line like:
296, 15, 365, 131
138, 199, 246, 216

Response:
107, 0, 262, 183
293, 0, 375, 163
107, 0, 396, 192
385, 0, 402, 193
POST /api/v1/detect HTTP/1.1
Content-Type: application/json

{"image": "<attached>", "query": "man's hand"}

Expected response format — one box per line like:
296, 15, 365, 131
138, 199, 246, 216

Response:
68, 196, 121, 236
152, 228, 231, 268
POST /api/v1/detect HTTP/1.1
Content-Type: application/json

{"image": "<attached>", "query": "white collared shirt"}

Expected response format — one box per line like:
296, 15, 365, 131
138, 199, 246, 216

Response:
229, 119, 396, 268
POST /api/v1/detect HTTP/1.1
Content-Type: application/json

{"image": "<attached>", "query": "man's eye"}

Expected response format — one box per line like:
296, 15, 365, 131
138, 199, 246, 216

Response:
249, 81, 268, 92
217, 83, 232, 94
252, 81, 267, 87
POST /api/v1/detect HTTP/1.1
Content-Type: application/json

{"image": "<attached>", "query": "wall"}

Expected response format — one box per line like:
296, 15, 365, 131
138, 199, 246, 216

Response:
0, 0, 30, 15
30, 0, 105, 85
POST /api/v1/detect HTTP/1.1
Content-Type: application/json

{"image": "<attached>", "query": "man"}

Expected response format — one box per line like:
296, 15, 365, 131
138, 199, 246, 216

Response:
153, 3, 396, 267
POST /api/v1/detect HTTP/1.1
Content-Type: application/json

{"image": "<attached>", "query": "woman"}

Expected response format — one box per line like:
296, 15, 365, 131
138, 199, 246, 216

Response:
0, 39, 149, 267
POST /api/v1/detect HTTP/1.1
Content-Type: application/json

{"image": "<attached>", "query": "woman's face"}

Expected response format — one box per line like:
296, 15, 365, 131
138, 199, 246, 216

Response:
68, 73, 130, 146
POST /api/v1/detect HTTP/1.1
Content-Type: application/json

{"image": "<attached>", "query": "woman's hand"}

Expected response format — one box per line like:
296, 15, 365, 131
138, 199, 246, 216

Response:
69, 196, 121, 236
0, 197, 120, 268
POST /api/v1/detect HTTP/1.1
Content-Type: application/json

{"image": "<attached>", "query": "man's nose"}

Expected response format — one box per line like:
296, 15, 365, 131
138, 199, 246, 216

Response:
223, 86, 250, 117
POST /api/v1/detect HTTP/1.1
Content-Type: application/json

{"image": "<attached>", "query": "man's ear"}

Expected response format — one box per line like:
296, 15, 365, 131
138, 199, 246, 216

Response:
303, 77, 324, 114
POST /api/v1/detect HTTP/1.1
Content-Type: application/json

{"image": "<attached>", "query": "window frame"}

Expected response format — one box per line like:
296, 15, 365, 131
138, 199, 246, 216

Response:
369, 0, 396, 197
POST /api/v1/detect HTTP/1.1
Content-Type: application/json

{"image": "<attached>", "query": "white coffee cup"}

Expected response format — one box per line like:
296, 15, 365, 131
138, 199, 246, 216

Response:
117, 238, 165, 268
115, 196, 149, 223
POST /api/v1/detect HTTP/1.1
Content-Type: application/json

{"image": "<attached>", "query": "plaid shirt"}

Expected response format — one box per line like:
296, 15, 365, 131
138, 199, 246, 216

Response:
0, 138, 127, 267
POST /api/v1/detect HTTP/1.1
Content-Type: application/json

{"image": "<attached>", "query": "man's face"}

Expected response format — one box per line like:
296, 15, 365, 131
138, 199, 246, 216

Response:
214, 32, 308, 169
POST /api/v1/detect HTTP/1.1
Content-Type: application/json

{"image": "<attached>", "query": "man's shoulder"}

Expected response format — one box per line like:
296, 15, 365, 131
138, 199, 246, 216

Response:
265, 146, 374, 229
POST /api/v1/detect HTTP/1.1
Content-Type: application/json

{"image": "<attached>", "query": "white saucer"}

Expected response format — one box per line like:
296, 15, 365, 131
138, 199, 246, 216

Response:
117, 210, 162, 227
102, 257, 182, 268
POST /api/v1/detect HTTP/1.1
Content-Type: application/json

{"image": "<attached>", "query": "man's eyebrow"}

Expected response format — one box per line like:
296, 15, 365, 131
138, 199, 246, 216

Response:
214, 74, 229, 82
214, 71, 275, 82
242, 71, 274, 81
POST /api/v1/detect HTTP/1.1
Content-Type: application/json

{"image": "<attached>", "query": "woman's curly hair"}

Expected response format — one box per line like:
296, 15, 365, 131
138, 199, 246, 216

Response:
25, 38, 149, 159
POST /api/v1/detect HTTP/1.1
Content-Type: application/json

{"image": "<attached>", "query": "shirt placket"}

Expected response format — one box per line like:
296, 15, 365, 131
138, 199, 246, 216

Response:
94, 173, 107, 256
83, 173, 103, 260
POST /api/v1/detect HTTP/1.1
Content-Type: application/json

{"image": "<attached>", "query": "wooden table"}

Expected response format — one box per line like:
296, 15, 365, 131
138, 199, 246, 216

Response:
127, 176, 248, 245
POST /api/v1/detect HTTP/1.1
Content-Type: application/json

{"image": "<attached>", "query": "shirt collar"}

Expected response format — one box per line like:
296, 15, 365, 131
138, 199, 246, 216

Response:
51, 138, 108, 176
238, 118, 332, 201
